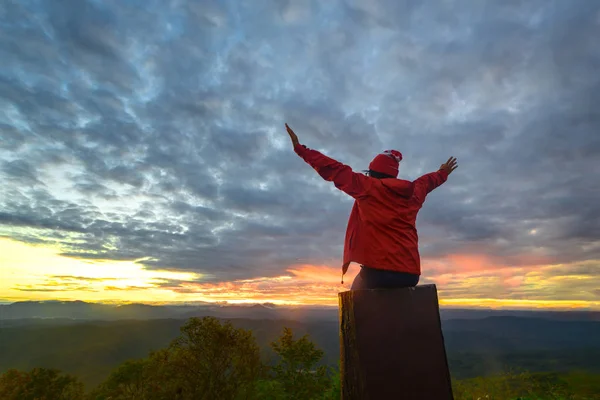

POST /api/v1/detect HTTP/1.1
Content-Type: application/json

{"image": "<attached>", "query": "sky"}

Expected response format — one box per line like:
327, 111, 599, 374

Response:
1, 0, 599, 309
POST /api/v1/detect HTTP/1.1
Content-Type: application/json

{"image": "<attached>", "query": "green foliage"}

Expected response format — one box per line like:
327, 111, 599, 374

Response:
252, 379, 287, 400
0, 367, 85, 400
561, 371, 600, 399
452, 370, 600, 400
2, 317, 599, 400
167, 316, 262, 399
3, 317, 599, 387
88, 358, 149, 399
90, 317, 262, 400
320, 366, 341, 400
268, 327, 332, 400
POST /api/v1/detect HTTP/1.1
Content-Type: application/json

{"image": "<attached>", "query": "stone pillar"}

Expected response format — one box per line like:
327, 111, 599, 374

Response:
339, 284, 454, 400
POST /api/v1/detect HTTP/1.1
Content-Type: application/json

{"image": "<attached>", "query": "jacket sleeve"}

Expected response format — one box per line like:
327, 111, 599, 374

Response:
412, 169, 449, 204
294, 144, 372, 199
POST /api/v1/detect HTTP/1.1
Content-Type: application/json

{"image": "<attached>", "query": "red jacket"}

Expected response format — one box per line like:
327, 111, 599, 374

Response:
294, 144, 449, 282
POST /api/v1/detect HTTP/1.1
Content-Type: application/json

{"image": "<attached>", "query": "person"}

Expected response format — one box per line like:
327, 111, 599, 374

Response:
285, 123, 458, 290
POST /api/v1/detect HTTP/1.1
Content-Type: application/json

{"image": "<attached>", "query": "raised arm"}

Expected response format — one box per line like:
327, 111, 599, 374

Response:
412, 157, 458, 204
285, 123, 372, 199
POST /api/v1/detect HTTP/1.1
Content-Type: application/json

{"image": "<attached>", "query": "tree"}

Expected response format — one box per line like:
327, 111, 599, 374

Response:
0, 368, 84, 400
88, 359, 149, 400
90, 348, 189, 400
270, 327, 331, 400
252, 379, 287, 400
168, 316, 262, 399
321, 365, 341, 400
92, 317, 262, 400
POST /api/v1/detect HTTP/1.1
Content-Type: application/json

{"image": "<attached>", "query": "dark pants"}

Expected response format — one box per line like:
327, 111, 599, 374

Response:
350, 265, 419, 290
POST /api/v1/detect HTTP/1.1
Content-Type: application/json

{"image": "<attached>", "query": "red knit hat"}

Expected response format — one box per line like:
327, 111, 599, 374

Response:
368, 150, 403, 178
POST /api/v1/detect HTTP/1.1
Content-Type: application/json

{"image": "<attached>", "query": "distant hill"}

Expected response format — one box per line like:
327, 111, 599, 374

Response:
439, 308, 600, 322
0, 300, 338, 322
443, 316, 600, 351
1, 300, 598, 323
1, 315, 599, 388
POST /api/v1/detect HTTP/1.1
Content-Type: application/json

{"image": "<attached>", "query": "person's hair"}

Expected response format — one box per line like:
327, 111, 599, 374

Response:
365, 169, 395, 179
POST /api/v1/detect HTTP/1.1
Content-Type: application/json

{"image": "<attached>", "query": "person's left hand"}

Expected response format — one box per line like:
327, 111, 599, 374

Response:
439, 156, 458, 175
285, 123, 300, 148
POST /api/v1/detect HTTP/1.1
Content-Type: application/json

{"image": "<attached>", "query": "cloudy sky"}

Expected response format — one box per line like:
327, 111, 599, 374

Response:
1, 0, 599, 309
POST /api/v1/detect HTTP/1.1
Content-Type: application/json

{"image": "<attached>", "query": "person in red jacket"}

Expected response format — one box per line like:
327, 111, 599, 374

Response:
285, 123, 458, 290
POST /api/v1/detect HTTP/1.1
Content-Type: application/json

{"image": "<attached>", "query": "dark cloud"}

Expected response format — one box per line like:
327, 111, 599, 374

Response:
2, 160, 41, 185
1, 0, 599, 286
153, 279, 189, 289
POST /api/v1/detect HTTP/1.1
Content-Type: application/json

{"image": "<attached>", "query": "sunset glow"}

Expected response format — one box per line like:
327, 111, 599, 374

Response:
2, 238, 597, 310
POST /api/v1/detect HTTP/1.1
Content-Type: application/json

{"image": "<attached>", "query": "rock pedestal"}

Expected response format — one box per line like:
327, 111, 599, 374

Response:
339, 284, 454, 399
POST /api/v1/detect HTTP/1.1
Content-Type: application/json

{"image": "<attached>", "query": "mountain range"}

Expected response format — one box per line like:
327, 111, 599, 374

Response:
1, 300, 598, 324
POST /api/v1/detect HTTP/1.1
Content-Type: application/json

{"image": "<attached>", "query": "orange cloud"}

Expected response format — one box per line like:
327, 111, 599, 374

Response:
144, 260, 600, 310
153, 264, 361, 305
287, 263, 357, 282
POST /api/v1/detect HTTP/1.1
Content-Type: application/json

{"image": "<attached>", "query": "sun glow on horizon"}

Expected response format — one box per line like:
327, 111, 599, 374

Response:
1, 237, 599, 310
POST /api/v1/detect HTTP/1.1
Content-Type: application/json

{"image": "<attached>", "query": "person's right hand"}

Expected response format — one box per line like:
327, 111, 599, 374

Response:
285, 123, 300, 148
439, 156, 458, 175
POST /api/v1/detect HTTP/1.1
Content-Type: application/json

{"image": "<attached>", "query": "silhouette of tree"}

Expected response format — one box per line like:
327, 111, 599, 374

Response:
270, 327, 331, 400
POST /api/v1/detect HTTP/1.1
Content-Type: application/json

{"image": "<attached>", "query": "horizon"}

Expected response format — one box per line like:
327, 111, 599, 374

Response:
1, 1, 599, 311
2, 297, 600, 313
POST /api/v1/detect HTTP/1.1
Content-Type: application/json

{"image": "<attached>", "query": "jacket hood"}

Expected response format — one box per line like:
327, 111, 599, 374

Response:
380, 178, 414, 198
